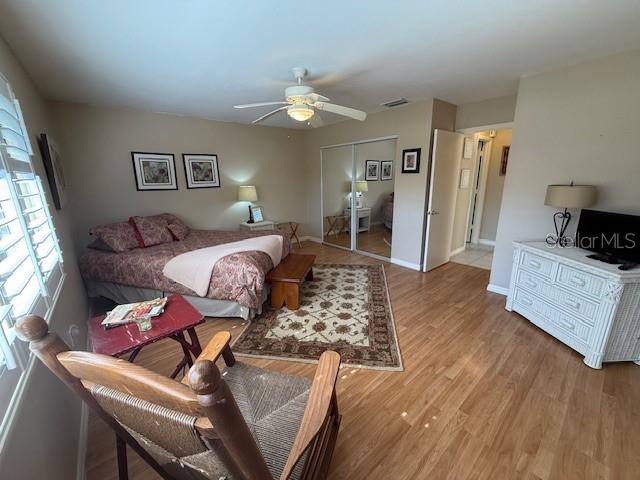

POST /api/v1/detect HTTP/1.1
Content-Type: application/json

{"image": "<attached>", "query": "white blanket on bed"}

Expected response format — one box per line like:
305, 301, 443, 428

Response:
162, 235, 283, 297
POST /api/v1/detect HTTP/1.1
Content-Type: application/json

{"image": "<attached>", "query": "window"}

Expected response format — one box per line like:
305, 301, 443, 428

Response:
0, 74, 64, 428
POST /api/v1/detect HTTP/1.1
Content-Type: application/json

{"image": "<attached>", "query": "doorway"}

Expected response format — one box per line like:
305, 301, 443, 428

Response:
449, 127, 513, 270
321, 137, 397, 260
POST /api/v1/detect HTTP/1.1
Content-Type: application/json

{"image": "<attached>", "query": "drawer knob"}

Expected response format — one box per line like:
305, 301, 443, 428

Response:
559, 320, 575, 330
521, 297, 533, 306
525, 280, 537, 288
529, 260, 541, 269
570, 276, 586, 287
565, 299, 580, 309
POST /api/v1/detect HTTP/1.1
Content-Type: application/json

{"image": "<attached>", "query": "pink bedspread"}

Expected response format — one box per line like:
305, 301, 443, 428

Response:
79, 230, 292, 310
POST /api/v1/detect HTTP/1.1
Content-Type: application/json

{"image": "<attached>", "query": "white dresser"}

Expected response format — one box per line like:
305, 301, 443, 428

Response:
506, 241, 640, 369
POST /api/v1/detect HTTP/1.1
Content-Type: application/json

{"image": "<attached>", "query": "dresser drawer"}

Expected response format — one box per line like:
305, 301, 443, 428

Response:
519, 250, 554, 279
515, 270, 598, 325
514, 288, 592, 343
556, 264, 605, 298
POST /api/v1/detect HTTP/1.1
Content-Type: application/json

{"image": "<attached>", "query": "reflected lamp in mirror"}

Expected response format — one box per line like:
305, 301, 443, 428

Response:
544, 183, 596, 246
238, 185, 258, 223
355, 180, 368, 208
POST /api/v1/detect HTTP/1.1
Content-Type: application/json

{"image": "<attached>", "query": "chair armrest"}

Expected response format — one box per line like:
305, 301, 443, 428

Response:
280, 351, 341, 480
181, 331, 233, 385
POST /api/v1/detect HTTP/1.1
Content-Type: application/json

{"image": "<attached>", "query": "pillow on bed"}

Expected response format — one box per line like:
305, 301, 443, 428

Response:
129, 215, 173, 247
167, 222, 190, 241
90, 222, 139, 253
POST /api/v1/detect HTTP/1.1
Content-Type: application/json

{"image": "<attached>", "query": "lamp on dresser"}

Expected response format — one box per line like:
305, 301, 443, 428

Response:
237, 185, 258, 223
544, 182, 597, 246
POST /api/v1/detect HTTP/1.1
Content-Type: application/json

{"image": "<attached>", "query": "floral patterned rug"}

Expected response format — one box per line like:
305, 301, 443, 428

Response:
233, 264, 403, 371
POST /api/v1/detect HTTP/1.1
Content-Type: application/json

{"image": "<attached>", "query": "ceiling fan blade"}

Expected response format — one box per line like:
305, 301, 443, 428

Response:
234, 101, 288, 109
251, 106, 288, 124
309, 92, 330, 102
313, 102, 367, 121
308, 113, 324, 128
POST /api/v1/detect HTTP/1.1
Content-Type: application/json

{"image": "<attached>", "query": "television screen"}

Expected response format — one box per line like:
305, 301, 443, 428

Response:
576, 209, 640, 263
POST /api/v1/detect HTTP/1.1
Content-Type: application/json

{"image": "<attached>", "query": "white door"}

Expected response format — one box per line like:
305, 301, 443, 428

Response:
423, 129, 464, 271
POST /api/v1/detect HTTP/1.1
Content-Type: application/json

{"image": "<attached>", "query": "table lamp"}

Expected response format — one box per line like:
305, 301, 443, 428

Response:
355, 180, 368, 208
238, 185, 258, 223
544, 182, 596, 246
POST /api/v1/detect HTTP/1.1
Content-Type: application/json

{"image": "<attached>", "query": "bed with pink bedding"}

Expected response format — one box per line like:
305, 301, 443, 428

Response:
80, 229, 292, 312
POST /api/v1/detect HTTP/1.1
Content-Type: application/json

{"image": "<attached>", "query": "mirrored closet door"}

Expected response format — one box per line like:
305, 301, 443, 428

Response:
321, 137, 397, 260
354, 138, 396, 259
321, 144, 353, 250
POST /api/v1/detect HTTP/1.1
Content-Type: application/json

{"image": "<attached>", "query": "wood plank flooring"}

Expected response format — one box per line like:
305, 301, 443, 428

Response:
85, 242, 640, 480
324, 223, 392, 258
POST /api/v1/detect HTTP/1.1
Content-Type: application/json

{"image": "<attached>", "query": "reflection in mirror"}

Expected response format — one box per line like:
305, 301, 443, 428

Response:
321, 144, 352, 250
354, 139, 396, 258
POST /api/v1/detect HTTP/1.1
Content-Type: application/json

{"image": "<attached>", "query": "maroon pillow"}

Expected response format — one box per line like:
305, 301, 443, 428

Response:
129, 216, 173, 247
90, 222, 139, 253
167, 223, 190, 241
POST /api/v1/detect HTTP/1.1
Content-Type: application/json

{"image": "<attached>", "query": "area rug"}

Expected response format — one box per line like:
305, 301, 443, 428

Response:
233, 264, 403, 371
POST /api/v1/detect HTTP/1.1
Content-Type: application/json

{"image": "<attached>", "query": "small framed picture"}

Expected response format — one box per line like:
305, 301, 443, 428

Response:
183, 154, 220, 188
380, 161, 393, 181
251, 206, 264, 222
365, 160, 379, 181
401, 148, 421, 174
38, 133, 67, 209
131, 152, 177, 191
500, 146, 510, 176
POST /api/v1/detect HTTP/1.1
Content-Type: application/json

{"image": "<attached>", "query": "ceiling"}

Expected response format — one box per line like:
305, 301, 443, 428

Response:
1, 0, 639, 128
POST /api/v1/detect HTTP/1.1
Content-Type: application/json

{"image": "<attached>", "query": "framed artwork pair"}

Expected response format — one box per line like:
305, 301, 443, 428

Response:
131, 152, 220, 190
364, 160, 393, 181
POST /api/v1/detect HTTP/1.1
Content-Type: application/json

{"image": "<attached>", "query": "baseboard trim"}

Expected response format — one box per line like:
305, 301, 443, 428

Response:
487, 283, 509, 296
300, 236, 322, 243
76, 402, 89, 480
450, 245, 466, 256
390, 257, 421, 271
478, 239, 496, 247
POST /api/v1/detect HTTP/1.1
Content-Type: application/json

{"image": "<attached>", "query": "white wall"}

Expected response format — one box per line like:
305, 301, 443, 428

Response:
48, 102, 308, 252
479, 129, 511, 241
491, 49, 640, 289
455, 94, 516, 130
0, 35, 88, 479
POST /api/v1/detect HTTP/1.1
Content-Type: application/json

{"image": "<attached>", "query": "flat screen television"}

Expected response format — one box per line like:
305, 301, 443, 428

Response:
576, 209, 640, 265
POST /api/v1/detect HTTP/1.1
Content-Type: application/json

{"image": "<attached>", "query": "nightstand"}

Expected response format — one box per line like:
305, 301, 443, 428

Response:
344, 207, 371, 233
239, 220, 275, 231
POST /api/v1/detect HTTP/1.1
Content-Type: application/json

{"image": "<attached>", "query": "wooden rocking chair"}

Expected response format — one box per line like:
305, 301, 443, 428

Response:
16, 315, 341, 480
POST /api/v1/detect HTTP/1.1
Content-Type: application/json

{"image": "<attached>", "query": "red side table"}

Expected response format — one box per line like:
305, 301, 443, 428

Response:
88, 294, 204, 379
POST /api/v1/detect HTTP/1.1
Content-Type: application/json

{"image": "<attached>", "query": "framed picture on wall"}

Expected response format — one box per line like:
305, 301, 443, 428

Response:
500, 145, 510, 176
38, 133, 67, 209
365, 160, 379, 180
131, 152, 178, 190
380, 161, 393, 181
401, 148, 421, 173
183, 154, 221, 188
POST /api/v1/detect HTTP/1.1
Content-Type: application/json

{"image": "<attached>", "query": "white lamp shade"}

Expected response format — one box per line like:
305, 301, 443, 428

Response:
544, 184, 596, 208
238, 185, 258, 202
356, 180, 368, 193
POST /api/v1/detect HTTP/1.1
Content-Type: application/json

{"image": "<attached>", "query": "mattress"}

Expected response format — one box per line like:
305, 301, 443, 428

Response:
79, 229, 291, 310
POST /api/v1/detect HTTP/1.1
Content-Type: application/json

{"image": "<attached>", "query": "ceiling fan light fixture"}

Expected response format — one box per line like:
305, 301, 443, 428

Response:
287, 104, 314, 122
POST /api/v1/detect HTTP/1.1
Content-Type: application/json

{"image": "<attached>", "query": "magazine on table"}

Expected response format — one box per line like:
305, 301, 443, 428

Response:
102, 297, 168, 329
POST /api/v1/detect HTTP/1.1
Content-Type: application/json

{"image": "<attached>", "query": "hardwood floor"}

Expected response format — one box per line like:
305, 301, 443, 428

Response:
324, 223, 392, 258
85, 241, 640, 480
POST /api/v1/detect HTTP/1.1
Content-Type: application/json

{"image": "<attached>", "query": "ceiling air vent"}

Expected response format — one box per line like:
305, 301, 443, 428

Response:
382, 98, 408, 108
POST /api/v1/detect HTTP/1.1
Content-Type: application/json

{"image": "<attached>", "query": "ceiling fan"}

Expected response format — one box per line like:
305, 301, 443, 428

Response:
234, 67, 367, 127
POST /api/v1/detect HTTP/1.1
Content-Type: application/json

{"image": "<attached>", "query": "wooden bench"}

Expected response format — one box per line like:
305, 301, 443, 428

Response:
267, 253, 316, 310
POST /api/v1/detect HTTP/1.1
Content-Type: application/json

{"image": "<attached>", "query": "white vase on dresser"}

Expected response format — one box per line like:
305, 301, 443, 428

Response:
506, 241, 640, 369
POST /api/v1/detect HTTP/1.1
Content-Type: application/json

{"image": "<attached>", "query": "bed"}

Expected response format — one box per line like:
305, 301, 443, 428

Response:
80, 220, 292, 320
